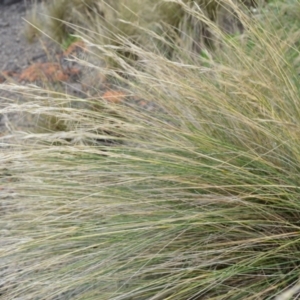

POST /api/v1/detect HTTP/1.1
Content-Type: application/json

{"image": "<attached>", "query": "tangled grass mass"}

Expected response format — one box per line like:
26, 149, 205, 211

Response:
2, 0, 300, 299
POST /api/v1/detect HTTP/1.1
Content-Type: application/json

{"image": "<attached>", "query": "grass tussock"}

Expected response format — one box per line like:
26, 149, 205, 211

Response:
26, 0, 261, 56
2, 0, 300, 299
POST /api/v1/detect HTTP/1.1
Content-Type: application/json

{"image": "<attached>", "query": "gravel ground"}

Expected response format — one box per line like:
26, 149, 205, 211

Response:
0, 0, 57, 131
0, 0, 95, 135
0, 0, 54, 72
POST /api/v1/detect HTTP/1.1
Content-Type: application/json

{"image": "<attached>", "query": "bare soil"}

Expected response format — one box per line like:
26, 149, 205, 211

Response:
0, 0, 54, 73
0, 0, 95, 134
0, 1, 56, 130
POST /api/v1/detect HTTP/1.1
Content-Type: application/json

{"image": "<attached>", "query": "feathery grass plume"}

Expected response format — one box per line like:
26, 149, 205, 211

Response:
2, 0, 300, 299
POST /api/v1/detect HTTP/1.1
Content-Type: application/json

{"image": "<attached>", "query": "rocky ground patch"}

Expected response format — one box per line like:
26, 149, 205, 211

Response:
0, 1, 112, 133
0, 0, 159, 140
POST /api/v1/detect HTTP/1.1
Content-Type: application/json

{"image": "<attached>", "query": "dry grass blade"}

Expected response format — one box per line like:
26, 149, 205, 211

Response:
275, 281, 300, 300
1, 0, 300, 299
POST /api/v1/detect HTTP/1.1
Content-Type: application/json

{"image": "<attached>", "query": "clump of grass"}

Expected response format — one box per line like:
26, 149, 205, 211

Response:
26, 0, 261, 58
2, 0, 300, 299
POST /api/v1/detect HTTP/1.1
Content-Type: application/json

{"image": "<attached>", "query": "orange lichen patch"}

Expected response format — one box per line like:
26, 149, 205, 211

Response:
18, 63, 69, 82
138, 100, 147, 107
102, 90, 126, 104
64, 40, 86, 57
0, 70, 17, 83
